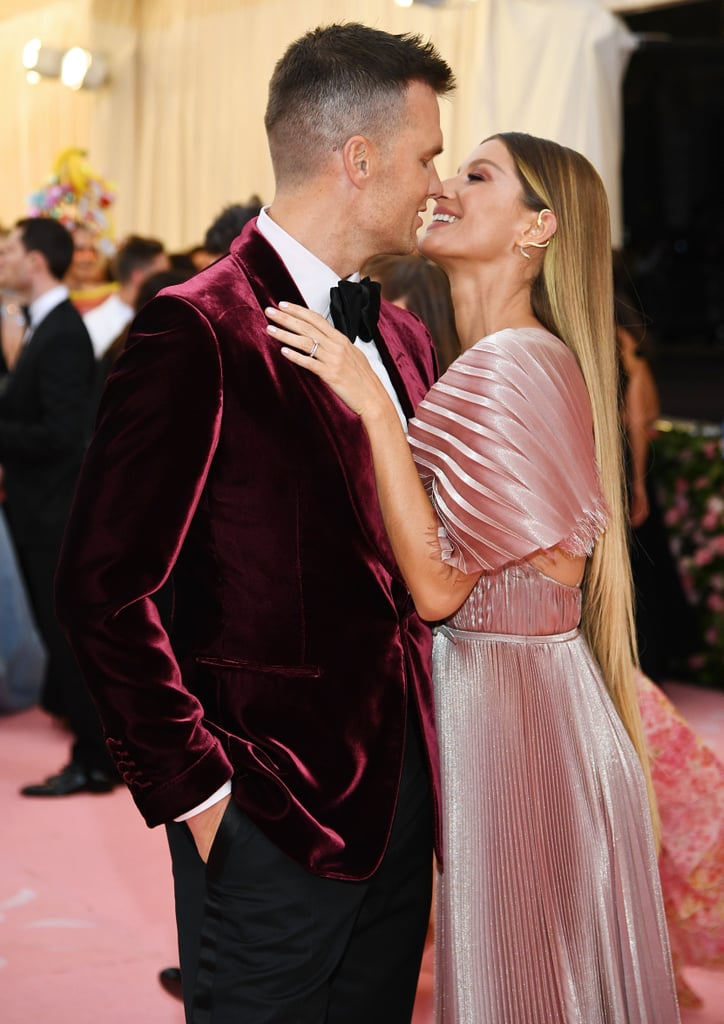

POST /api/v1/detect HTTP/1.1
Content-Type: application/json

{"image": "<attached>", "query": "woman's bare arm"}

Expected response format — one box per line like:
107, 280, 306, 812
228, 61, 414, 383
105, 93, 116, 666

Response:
266, 303, 481, 620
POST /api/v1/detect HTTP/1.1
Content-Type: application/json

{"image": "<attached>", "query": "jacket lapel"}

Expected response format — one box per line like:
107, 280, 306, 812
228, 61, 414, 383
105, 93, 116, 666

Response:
8, 301, 60, 377
232, 226, 406, 582
372, 307, 431, 421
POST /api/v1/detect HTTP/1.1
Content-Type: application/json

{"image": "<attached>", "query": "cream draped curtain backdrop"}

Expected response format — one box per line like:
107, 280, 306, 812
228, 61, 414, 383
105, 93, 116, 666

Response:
0, 0, 635, 251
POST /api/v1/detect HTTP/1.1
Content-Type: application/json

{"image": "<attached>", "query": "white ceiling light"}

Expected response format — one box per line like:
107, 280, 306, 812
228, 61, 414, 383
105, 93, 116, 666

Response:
22, 38, 63, 80
62, 47, 109, 91
23, 40, 108, 90
61, 47, 92, 90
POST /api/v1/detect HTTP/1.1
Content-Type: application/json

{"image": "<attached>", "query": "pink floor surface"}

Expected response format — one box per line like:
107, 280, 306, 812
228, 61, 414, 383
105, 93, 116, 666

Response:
1, 680, 723, 1023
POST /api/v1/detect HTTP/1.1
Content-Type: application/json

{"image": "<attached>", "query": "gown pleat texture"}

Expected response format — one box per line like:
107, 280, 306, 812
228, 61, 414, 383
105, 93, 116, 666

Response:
432, 567, 678, 1023
407, 328, 680, 1023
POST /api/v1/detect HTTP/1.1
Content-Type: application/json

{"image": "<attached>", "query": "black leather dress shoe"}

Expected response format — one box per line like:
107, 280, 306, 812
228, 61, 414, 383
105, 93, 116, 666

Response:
20, 762, 117, 797
159, 966, 183, 1001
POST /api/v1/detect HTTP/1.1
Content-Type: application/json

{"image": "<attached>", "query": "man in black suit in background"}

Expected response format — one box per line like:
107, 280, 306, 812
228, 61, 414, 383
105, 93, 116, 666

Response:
0, 217, 115, 794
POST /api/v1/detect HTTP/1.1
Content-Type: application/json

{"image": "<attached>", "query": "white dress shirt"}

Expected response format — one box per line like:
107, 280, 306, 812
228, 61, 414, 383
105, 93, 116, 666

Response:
83, 292, 134, 359
26, 284, 70, 342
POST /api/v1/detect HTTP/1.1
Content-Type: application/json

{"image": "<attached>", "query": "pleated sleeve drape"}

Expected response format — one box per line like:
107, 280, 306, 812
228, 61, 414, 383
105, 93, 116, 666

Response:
408, 327, 610, 575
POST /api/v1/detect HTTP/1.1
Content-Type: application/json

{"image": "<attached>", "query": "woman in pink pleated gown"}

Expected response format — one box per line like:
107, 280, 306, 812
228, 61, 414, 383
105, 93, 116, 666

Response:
266, 132, 680, 1023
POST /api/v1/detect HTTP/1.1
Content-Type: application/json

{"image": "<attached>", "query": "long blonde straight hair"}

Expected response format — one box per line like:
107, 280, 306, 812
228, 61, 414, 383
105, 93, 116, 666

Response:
490, 132, 659, 840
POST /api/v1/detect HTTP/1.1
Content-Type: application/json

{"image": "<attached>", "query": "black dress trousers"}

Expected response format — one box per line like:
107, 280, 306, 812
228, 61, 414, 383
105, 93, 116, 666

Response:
166, 708, 434, 1024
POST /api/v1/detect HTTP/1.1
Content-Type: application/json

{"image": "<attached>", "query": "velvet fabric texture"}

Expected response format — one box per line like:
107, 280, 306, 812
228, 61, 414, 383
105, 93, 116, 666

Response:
55, 222, 440, 880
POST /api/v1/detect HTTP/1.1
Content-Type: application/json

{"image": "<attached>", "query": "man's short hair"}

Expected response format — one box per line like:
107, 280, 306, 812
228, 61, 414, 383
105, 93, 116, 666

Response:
264, 23, 455, 186
16, 217, 75, 281
112, 235, 166, 285
203, 197, 262, 256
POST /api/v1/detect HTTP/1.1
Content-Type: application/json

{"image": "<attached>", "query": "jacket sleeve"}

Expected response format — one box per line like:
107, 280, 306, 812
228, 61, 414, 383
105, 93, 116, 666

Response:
55, 294, 233, 826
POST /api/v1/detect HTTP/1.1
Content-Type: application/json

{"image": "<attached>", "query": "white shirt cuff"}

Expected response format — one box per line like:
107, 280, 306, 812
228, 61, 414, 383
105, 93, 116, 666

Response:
173, 780, 233, 822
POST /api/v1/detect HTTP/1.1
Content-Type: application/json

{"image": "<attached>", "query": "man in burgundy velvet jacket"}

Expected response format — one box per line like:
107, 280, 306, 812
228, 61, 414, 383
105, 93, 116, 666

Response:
56, 23, 455, 1024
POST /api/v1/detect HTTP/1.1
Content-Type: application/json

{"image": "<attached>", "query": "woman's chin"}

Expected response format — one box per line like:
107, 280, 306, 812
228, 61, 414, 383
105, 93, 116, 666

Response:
419, 229, 447, 263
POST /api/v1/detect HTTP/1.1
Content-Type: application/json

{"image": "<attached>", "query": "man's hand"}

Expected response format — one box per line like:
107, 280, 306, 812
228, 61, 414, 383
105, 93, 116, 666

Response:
185, 793, 232, 863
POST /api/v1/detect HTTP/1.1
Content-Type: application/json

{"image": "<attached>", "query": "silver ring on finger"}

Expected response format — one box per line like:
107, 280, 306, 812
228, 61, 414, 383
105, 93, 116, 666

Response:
309, 341, 319, 359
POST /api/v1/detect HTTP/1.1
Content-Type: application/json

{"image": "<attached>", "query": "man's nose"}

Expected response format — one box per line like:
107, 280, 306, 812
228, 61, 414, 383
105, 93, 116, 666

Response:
428, 162, 444, 198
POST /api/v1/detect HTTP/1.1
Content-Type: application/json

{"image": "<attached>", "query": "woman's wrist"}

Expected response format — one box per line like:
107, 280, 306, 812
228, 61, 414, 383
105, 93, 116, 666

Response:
360, 389, 400, 432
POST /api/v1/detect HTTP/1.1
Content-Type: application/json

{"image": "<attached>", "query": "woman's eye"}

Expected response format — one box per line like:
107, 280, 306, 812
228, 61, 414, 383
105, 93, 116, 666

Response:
467, 173, 486, 183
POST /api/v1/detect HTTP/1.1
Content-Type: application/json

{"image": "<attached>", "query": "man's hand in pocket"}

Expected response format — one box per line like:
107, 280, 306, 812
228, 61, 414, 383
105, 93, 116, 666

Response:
186, 793, 233, 863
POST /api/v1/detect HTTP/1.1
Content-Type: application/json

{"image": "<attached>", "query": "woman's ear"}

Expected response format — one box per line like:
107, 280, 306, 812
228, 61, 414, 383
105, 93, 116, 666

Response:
527, 207, 557, 246
536, 207, 557, 243
516, 208, 557, 258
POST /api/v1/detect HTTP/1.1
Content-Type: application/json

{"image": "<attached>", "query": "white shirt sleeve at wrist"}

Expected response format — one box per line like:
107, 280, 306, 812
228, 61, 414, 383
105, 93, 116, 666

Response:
173, 780, 233, 822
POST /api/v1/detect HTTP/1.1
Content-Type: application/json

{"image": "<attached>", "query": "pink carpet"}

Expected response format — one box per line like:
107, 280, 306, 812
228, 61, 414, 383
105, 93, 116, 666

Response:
1, 681, 722, 1023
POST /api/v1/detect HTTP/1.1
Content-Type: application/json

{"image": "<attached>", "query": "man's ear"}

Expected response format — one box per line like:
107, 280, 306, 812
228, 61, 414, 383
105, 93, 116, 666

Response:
342, 136, 372, 188
27, 248, 48, 277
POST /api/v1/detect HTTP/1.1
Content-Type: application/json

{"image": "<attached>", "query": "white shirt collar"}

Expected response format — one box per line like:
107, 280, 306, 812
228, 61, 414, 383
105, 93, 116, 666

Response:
28, 284, 69, 330
256, 207, 359, 321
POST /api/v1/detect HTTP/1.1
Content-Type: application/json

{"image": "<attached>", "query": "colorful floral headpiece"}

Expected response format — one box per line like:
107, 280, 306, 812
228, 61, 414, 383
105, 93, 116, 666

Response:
27, 147, 117, 256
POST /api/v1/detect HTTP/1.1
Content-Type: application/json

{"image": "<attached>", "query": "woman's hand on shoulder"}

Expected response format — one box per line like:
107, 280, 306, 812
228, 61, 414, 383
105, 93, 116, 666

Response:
265, 302, 388, 421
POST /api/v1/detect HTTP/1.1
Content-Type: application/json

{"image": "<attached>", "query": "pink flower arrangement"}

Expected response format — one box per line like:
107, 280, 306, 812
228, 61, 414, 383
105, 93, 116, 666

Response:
665, 507, 682, 527
653, 423, 724, 688
694, 547, 715, 567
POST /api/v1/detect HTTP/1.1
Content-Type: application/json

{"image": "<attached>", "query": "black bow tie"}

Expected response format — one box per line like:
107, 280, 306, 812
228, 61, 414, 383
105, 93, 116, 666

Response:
329, 277, 381, 343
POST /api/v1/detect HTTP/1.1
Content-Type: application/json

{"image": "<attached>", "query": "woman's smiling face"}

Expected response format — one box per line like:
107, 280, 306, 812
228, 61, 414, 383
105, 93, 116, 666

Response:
419, 138, 533, 269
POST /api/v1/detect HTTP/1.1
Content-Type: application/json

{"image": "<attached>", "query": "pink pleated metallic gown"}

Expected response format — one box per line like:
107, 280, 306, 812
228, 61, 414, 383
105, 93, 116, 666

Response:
408, 328, 680, 1023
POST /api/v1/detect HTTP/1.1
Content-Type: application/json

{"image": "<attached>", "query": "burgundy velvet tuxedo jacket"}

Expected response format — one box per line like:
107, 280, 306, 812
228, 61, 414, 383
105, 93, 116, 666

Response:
56, 222, 441, 880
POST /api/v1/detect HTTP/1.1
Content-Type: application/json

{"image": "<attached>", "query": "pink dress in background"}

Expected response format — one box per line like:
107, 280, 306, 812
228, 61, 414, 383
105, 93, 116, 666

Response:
408, 328, 680, 1023
636, 672, 724, 1005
